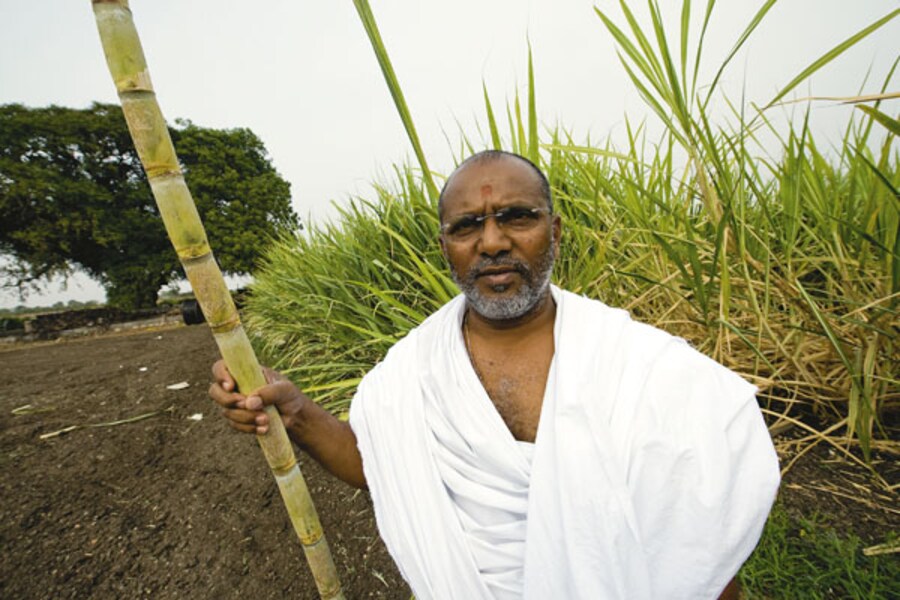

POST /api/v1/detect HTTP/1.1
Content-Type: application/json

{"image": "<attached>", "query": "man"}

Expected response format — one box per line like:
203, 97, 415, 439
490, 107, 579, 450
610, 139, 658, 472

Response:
210, 150, 780, 599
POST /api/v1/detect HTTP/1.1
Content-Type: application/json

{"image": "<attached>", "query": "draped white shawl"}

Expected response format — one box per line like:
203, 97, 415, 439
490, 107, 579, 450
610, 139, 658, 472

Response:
349, 286, 779, 599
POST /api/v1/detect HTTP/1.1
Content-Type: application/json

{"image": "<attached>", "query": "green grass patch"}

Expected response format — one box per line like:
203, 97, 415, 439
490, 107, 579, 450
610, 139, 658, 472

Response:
740, 502, 900, 599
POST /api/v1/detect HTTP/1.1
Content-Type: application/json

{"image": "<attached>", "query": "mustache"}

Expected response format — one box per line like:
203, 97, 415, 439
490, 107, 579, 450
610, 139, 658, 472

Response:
468, 257, 530, 280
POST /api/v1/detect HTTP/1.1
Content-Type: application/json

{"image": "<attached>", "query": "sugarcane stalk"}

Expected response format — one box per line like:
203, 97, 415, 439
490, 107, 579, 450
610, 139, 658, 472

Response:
89, 2, 343, 598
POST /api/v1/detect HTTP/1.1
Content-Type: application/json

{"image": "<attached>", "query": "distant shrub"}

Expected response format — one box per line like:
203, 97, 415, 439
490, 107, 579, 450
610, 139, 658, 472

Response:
0, 317, 24, 332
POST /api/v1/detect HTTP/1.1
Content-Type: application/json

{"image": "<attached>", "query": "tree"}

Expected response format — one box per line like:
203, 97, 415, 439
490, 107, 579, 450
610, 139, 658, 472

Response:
0, 103, 299, 309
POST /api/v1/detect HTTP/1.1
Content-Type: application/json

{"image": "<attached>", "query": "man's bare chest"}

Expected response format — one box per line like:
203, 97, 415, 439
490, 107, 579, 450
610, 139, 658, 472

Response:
471, 352, 551, 443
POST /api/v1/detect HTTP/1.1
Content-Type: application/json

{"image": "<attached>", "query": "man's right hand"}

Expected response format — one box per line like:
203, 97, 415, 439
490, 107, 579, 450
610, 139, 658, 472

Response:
207, 359, 367, 489
208, 359, 309, 437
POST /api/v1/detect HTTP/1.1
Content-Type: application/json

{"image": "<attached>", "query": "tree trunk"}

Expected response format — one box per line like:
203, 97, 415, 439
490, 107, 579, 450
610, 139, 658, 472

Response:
105, 269, 164, 310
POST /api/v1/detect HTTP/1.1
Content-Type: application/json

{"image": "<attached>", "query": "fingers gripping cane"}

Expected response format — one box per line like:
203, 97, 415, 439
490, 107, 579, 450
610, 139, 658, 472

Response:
90, 2, 344, 598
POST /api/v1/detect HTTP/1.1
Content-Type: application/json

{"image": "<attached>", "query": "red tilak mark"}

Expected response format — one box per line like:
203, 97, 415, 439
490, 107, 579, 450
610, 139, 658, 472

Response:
480, 184, 493, 198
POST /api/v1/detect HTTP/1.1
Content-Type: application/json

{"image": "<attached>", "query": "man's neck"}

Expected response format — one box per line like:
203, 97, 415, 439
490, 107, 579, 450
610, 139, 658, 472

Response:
464, 290, 556, 342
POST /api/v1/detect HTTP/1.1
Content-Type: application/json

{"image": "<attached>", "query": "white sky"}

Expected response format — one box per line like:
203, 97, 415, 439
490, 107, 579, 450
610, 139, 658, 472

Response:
1, 0, 897, 308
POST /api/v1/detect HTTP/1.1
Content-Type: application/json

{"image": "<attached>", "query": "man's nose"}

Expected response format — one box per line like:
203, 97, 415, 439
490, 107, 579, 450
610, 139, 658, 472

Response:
478, 216, 512, 256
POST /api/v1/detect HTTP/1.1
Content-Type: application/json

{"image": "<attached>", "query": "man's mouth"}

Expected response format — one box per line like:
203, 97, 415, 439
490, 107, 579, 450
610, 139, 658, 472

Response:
475, 266, 521, 286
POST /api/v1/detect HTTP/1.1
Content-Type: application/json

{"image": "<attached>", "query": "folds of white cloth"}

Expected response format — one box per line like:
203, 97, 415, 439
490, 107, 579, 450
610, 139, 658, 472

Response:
349, 286, 780, 599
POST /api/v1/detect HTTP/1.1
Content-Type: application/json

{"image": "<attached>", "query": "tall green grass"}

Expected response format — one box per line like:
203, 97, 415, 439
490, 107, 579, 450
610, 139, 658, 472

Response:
245, 1, 898, 465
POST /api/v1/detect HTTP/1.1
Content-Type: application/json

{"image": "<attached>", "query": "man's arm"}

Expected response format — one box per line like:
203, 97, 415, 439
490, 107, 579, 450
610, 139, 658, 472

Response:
209, 360, 366, 489
719, 577, 740, 600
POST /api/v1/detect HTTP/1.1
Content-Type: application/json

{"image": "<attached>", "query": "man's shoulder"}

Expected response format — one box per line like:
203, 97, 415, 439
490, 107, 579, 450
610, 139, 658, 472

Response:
393, 294, 461, 351
555, 286, 754, 402
555, 286, 676, 347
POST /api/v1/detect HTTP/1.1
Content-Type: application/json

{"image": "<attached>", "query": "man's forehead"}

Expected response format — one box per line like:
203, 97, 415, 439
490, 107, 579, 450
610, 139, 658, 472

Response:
442, 156, 543, 211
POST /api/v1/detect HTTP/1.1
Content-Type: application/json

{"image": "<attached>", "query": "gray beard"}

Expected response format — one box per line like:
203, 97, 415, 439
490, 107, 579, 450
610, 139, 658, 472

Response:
451, 244, 555, 321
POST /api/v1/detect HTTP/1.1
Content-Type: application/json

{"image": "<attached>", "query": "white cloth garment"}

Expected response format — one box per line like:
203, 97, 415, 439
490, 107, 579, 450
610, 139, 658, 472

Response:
349, 286, 780, 599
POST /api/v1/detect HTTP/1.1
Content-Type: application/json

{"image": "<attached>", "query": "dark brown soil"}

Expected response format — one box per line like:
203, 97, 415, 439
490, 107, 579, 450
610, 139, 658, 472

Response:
1, 324, 896, 598
776, 432, 899, 544
0, 324, 408, 599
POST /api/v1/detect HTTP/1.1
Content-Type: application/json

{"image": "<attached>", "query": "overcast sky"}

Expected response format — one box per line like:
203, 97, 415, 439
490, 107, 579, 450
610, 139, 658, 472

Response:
1, 0, 897, 308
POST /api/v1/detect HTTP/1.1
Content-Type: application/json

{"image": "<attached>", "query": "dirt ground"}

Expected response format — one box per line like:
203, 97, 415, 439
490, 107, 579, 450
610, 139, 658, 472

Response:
1, 323, 896, 598
0, 324, 408, 599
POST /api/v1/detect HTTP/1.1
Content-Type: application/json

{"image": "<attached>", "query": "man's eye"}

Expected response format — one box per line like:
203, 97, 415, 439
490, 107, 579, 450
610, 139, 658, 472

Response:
497, 207, 537, 227
448, 216, 480, 236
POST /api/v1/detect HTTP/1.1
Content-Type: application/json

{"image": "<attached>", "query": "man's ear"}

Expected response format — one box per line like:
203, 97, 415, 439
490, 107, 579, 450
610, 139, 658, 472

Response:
552, 214, 562, 253
439, 234, 448, 262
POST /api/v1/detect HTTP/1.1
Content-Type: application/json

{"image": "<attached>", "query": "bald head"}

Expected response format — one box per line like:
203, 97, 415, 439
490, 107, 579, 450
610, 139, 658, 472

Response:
438, 150, 552, 219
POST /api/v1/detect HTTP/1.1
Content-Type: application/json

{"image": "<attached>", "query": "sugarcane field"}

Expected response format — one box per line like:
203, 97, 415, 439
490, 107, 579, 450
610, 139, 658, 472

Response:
2, 1, 899, 599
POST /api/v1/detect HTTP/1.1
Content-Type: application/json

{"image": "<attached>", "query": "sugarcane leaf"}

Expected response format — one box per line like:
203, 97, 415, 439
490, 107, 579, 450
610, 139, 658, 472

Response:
351, 0, 438, 201
704, 0, 778, 109
767, 8, 900, 108
856, 105, 900, 137
527, 41, 539, 165
483, 82, 502, 150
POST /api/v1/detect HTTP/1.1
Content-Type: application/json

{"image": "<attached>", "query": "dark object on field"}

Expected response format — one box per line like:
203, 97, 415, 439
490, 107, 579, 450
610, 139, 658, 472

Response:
180, 300, 205, 325
180, 290, 247, 325
24, 306, 168, 338
0, 317, 24, 332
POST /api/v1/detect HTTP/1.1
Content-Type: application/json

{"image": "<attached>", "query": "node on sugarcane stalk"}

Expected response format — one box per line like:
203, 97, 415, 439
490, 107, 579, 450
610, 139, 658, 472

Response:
89, 2, 344, 598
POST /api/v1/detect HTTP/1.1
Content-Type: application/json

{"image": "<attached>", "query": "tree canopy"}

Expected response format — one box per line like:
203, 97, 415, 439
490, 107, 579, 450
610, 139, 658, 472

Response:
0, 103, 299, 309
